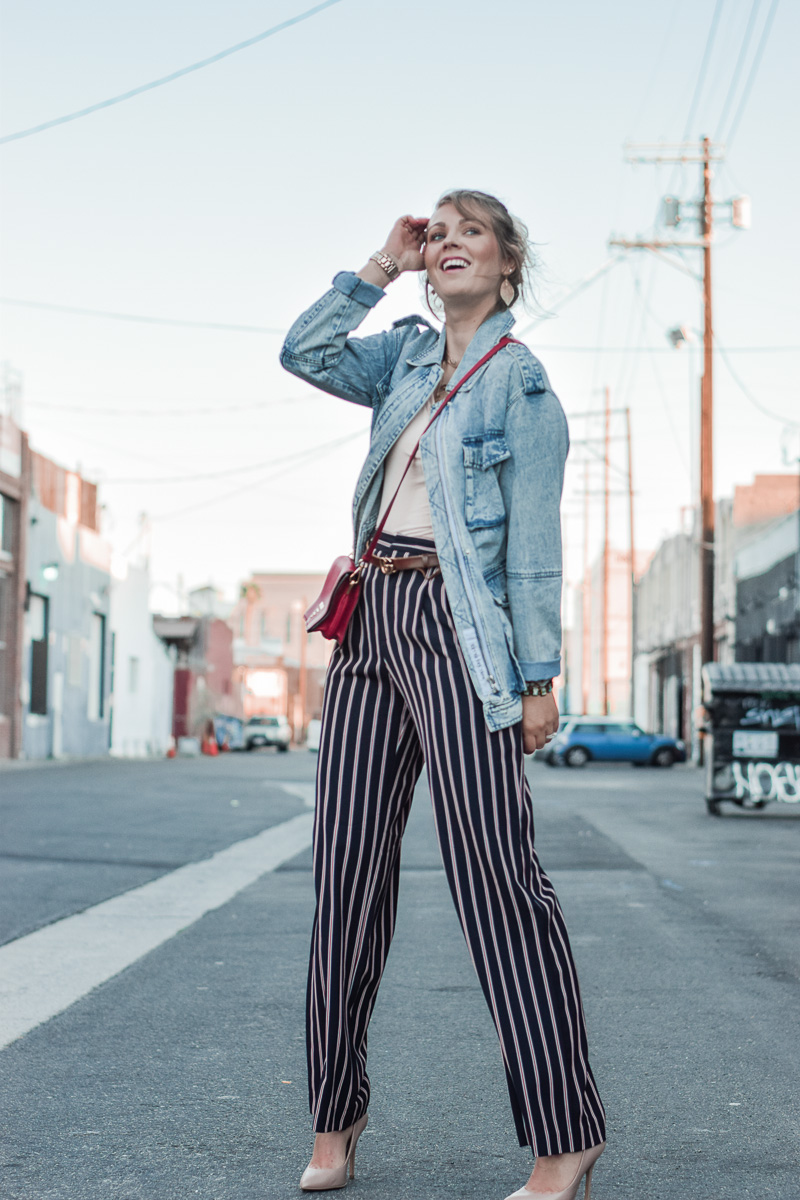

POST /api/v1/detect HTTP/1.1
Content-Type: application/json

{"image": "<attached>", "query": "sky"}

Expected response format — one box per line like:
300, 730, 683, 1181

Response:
2, 0, 798, 614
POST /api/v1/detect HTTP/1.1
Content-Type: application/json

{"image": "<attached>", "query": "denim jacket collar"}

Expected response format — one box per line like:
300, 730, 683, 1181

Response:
406, 308, 516, 372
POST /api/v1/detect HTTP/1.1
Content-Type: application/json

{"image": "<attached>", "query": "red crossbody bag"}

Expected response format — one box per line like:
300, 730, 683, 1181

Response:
304, 337, 518, 644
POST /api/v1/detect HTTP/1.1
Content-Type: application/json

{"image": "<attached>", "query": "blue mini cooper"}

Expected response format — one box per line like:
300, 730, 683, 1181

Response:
542, 716, 687, 768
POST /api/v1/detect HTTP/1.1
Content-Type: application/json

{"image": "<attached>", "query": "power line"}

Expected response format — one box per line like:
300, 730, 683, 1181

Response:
152, 430, 365, 521
0, 0, 346, 146
657, 0, 726, 206
0, 297, 285, 335
9, 287, 797, 353
514, 255, 626, 340
723, 0, 781, 145
102, 431, 364, 485
627, 0, 690, 138
626, 260, 691, 477
682, 0, 727, 139
713, 0, 763, 141
714, 333, 800, 425
27, 393, 315, 416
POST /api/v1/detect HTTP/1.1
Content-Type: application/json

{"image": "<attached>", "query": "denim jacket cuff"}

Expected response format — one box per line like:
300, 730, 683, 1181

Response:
518, 658, 560, 682
332, 270, 387, 308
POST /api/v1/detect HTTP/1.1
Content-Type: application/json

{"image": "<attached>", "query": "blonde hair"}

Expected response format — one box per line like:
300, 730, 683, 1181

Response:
424, 188, 534, 313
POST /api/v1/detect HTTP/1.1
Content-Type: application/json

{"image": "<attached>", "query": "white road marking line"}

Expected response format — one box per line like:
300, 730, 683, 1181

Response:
0, 812, 313, 1051
271, 781, 316, 808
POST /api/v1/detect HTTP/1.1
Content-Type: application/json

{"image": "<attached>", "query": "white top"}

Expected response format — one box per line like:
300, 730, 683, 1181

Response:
377, 401, 436, 539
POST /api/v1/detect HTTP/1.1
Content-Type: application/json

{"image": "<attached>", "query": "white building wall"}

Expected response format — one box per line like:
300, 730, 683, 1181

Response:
633, 651, 654, 730
110, 561, 173, 757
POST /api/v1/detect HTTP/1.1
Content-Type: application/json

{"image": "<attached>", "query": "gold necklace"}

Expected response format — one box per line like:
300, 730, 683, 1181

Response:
433, 353, 460, 405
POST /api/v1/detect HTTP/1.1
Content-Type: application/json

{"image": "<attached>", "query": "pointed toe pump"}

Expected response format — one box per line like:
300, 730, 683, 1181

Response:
504, 1141, 606, 1200
299, 1114, 369, 1191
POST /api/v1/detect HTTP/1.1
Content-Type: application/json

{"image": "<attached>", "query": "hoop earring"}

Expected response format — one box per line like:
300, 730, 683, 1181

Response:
426, 283, 444, 316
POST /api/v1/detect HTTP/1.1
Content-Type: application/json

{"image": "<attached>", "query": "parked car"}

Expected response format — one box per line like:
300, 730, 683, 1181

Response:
306, 719, 322, 752
243, 715, 291, 752
541, 716, 686, 768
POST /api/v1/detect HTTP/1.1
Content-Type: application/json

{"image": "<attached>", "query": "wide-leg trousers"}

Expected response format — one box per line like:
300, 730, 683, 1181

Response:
306, 535, 606, 1155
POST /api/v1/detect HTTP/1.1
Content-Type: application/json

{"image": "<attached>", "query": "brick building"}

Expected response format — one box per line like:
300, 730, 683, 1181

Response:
228, 571, 330, 741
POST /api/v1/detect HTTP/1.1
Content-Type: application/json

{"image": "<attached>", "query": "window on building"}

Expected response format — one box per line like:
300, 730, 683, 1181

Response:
0, 493, 15, 558
28, 592, 48, 716
87, 612, 106, 720
261, 612, 268, 642
285, 613, 292, 643
129, 656, 139, 694
0, 496, 17, 719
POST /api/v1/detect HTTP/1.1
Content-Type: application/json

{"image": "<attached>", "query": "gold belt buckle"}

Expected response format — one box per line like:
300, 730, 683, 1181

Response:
376, 555, 397, 575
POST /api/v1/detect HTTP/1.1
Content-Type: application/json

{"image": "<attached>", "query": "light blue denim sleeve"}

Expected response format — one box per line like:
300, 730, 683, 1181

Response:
500, 387, 569, 680
279, 271, 402, 408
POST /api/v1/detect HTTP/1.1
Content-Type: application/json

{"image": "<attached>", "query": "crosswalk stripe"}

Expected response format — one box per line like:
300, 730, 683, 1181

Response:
0, 811, 314, 1050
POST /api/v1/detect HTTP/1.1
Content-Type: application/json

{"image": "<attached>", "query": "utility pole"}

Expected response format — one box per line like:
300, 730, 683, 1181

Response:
603, 386, 611, 715
699, 138, 715, 667
610, 137, 733, 672
610, 136, 753, 682
569, 408, 631, 716
625, 407, 636, 719
582, 460, 590, 716
299, 596, 308, 743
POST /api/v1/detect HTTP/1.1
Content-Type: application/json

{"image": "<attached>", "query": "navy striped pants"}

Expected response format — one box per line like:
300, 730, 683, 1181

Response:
307, 535, 606, 1155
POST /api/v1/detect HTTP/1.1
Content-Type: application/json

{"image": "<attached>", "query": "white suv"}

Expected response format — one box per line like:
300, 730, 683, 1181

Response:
243, 715, 291, 752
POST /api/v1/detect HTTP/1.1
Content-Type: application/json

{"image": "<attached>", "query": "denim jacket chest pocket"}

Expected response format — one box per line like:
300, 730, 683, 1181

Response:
462, 433, 511, 530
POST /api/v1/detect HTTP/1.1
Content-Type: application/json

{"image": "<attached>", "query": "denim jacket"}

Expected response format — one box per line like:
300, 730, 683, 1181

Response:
280, 271, 568, 732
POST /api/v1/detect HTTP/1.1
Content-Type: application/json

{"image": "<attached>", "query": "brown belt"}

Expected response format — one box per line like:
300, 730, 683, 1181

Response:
364, 552, 441, 577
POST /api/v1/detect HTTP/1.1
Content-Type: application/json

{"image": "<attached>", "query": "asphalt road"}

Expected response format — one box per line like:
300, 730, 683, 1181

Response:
1, 751, 799, 1199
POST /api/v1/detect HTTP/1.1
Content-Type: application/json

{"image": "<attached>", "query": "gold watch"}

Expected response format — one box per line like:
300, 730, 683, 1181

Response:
369, 250, 400, 282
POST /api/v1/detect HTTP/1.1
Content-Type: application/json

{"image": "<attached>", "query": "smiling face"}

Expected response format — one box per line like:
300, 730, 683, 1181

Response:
424, 202, 511, 313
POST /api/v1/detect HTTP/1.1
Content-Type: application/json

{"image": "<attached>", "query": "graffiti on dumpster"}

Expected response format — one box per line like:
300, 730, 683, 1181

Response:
732, 760, 800, 803
740, 704, 800, 730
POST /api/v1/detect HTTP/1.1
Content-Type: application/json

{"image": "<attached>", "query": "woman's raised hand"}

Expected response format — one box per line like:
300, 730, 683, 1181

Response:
382, 215, 428, 273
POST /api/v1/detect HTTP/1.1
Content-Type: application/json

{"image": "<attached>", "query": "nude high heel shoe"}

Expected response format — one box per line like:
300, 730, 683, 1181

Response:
299, 1114, 369, 1191
504, 1140, 606, 1200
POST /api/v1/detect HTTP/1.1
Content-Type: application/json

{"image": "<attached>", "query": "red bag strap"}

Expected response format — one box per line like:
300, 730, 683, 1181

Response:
362, 336, 520, 562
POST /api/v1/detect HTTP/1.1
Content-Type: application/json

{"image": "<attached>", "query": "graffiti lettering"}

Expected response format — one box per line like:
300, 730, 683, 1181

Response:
732, 761, 800, 803
741, 705, 800, 730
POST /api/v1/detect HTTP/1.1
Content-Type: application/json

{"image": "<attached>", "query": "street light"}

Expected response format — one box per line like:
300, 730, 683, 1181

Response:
667, 326, 693, 349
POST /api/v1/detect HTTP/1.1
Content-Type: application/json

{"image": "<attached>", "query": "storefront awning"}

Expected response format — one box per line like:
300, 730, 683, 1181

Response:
703, 662, 800, 693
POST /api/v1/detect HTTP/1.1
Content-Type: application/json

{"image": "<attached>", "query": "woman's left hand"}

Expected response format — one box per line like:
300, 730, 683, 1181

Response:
521, 693, 559, 754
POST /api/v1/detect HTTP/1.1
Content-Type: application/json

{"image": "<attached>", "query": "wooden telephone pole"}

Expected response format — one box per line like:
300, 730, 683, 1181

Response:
699, 142, 715, 666
570, 401, 635, 718
610, 136, 728, 668
603, 386, 611, 715
625, 407, 636, 718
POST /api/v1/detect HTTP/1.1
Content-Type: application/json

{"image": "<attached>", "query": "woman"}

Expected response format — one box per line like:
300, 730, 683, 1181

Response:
280, 190, 606, 1200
